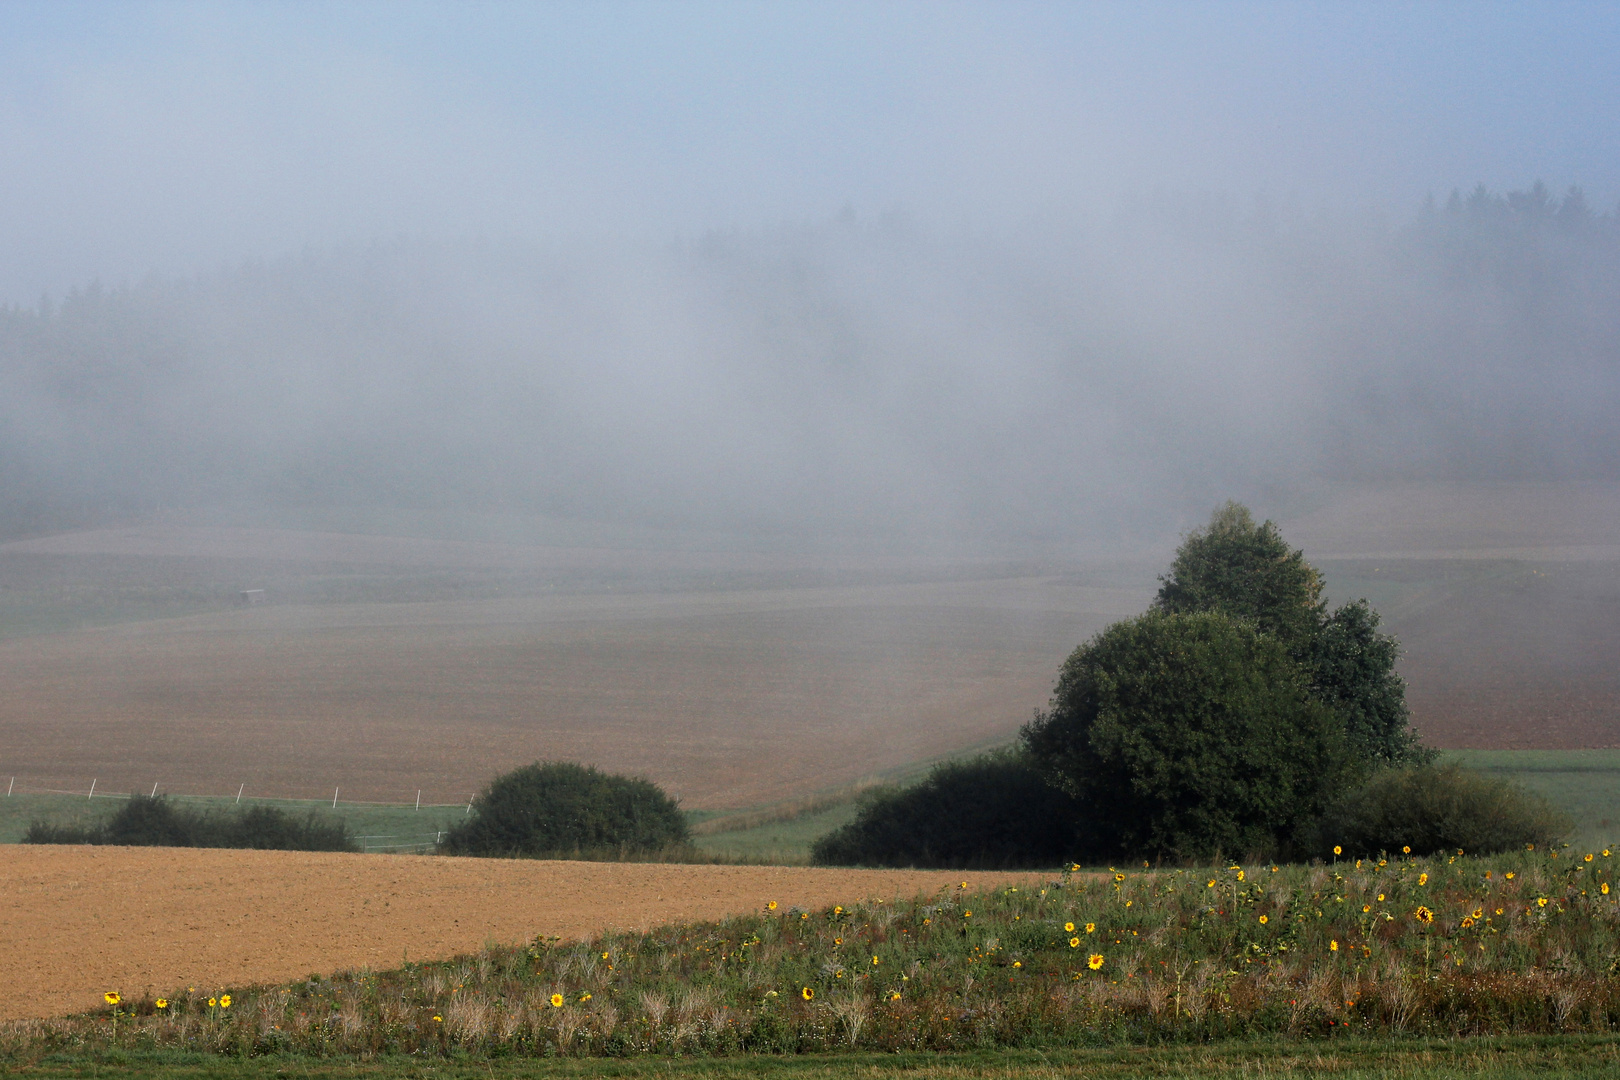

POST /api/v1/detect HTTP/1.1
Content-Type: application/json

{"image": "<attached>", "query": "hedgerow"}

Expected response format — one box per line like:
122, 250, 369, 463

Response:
22, 795, 356, 852
811, 751, 1094, 868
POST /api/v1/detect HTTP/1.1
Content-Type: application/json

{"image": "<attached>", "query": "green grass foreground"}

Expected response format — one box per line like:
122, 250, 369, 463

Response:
10, 847, 1620, 1065
11, 1037, 1620, 1079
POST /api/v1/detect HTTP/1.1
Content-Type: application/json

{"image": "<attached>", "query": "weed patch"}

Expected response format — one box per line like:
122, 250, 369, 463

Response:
9, 846, 1620, 1061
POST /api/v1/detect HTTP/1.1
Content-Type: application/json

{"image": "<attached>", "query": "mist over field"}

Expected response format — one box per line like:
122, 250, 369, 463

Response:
2, 4, 1618, 553
2, 4, 1619, 807
2, 191, 1617, 551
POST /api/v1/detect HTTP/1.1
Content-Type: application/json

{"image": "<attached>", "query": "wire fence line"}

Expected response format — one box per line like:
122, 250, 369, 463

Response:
3, 776, 471, 854
1, 775, 475, 810
354, 833, 447, 854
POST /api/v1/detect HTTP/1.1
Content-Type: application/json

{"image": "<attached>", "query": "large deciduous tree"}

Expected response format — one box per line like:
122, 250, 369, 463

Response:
1022, 609, 1346, 859
1153, 500, 1429, 768
1023, 501, 1431, 860
1153, 501, 1323, 641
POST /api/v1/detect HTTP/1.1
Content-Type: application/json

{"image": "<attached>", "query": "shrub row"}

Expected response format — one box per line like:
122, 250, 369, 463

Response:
23, 795, 357, 852
811, 751, 1090, 868
817, 752, 1569, 868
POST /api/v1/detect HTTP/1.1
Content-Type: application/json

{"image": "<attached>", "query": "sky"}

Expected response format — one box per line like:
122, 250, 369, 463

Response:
2, 1, 1618, 304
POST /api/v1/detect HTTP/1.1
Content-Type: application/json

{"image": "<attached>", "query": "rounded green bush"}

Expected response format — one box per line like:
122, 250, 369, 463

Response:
442, 761, 688, 858
1322, 763, 1571, 857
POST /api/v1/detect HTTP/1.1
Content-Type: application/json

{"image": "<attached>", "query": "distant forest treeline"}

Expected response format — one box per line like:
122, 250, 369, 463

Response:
1, 183, 1616, 545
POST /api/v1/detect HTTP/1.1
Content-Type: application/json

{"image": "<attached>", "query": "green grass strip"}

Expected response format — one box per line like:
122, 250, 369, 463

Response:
16, 1035, 1620, 1079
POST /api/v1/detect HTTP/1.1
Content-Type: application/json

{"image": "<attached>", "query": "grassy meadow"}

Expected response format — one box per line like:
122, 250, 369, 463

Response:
12, 1038, 1620, 1079
1446, 751, 1620, 851
12, 846, 1620, 1067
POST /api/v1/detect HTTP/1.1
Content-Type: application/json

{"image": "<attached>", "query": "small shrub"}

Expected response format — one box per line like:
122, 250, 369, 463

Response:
1322, 763, 1571, 857
218, 805, 358, 851
22, 820, 102, 844
441, 761, 688, 858
811, 751, 1094, 868
23, 795, 358, 852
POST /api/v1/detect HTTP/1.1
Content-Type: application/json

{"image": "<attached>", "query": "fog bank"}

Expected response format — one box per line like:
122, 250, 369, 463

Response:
1, 184, 1615, 552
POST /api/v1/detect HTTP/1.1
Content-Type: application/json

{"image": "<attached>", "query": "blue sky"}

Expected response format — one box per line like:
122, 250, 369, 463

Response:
2, 1, 1617, 302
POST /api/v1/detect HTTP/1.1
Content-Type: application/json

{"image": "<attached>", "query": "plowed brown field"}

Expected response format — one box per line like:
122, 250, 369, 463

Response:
2, 482, 1618, 821
0, 527, 1145, 807
0, 846, 1042, 1021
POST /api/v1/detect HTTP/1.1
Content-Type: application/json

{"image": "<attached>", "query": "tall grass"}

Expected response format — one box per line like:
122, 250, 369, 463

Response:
12, 844, 1620, 1059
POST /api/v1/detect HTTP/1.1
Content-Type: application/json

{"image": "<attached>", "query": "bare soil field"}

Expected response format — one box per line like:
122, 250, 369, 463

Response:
0, 845, 1041, 1021
0, 558, 1145, 807
1288, 482, 1620, 749
0, 482, 1617, 816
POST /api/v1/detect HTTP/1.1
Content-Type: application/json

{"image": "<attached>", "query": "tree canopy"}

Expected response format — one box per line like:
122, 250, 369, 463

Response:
1153, 501, 1323, 642
1022, 501, 1433, 860
1022, 609, 1346, 859
1152, 501, 1429, 770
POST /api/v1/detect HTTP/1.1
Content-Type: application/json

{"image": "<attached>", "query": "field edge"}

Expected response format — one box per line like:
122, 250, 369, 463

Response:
10, 1033, 1620, 1079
